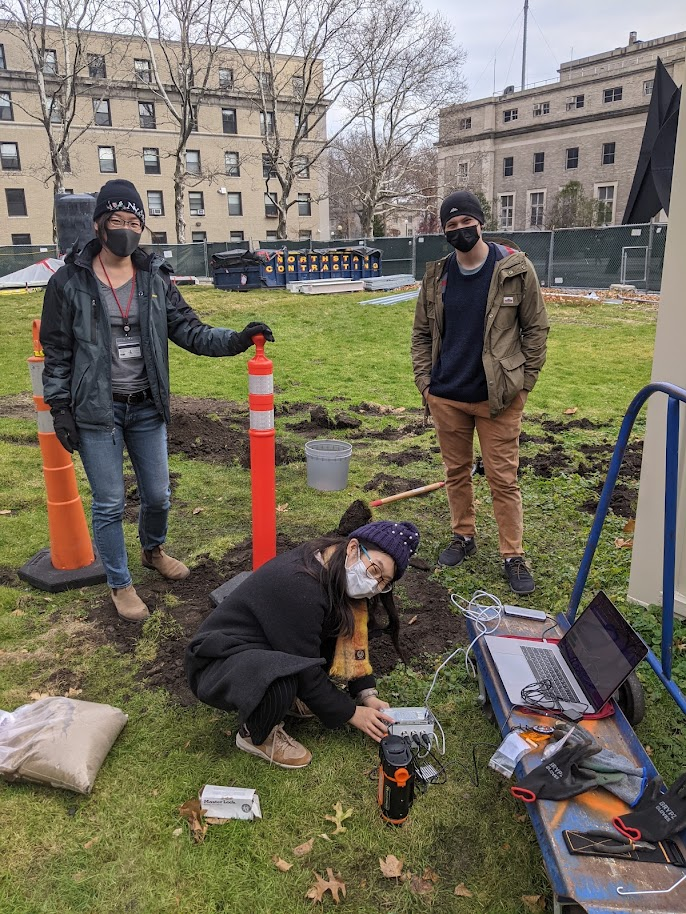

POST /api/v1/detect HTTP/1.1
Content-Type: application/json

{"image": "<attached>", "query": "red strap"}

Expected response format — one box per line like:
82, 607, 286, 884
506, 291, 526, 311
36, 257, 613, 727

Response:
613, 817, 641, 842
511, 786, 537, 803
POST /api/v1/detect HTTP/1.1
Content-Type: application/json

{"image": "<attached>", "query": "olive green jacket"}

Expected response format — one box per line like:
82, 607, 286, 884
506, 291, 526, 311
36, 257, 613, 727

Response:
411, 248, 550, 416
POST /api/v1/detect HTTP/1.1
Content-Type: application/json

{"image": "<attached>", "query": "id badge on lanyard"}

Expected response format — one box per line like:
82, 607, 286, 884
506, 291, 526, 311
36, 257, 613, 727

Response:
116, 336, 142, 359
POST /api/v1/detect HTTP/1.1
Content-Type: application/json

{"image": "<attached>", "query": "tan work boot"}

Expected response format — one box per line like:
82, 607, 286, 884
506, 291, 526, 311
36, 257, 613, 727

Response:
141, 546, 190, 581
236, 723, 312, 768
286, 697, 315, 720
111, 585, 149, 622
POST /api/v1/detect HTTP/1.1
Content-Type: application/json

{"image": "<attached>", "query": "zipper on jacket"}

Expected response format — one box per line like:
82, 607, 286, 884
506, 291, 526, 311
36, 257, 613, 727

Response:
91, 299, 98, 344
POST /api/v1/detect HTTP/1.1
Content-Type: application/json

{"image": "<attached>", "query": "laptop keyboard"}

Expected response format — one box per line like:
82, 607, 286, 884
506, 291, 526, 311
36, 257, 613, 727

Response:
520, 646, 578, 702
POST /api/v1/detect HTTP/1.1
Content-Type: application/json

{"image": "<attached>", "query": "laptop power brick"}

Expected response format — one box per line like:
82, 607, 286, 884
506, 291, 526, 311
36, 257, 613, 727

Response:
386, 707, 435, 745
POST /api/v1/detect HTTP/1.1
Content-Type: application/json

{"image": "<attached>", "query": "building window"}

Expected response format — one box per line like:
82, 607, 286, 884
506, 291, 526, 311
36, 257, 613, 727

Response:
49, 99, 63, 124
135, 59, 151, 83
499, 194, 514, 230
1, 142, 20, 170
191, 231, 206, 242
12, 233, 31, 244
0, 93, 13, 121
265, 193, 278, 217
6, 188, 27, 216
503, 108, 518, 123
262, 153, 277, 179
602, 142, 616, 165
566, 94, 584, 110
139, 102, 156, 129
459, 117, 472, 130
150, 231, 167, 244
297, 193, 311, 216
185, 149, 201, 175
225, 151, 240, 176
299, 230, 312, 240
265, 230, 278, 240
292, 75, 304, 98
93, 99, 111, 127
533, 101, 550, 116
294, 112, 308, 135
144, 147, 160, 174
222, 107, 237, 135
98, 146, 116, 173
533, 151, 544, 173
0, 44, 5, 69
88, 54, 106, 78
596, 185, 615, 224
227, 192, 242, 216
42, 49, 57, 75
260, 110, 275, 135
503, 156, 514, 177
230, 231, 245, 241
643, 79, 654, 97
219, 67, 234, 89
529, 191, 545, 228
258, 72, 273, 93
147, 190, 164, 216
566, 147, 579, 169
457, 162, 469, 179
603, 86, 622, 103
189, 191, 205, 215
294, 155, 310, 178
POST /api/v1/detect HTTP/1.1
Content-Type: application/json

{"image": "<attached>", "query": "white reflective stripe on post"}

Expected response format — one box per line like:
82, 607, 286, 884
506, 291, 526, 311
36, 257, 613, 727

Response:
36, 410, 55, 433
249, 409, 274, 431
28, 361, 45, 396
248, 374, 274, 395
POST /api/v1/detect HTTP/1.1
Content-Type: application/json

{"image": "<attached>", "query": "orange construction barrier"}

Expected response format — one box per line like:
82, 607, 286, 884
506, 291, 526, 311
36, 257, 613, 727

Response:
18, 320, 106, 592
248, 334, 276, 569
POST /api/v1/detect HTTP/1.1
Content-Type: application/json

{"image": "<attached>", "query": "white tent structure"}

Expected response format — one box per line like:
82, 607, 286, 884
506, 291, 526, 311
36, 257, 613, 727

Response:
0, 258, 64, 290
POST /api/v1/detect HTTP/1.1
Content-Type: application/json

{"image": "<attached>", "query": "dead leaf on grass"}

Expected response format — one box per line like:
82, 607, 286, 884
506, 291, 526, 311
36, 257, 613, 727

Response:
83, 836, 100, 850
454, 883, 473, 897
379, 854, 404, 878
276, 503, 289, 513
10, 609, 25, 616
522, 894, 546, 912
0, 509, 13, 516
306, 869, 346, 904
172, 828, 183, 837
319, 833, 332, 841
422, 866, 439, 883
409, 874, 435, 895
623, 518, 636, 534
515, 813, 528, 823
28, 691, 52, 700
179, 797, 207, 844
614, 537, 633, 549
192, 507, 204, 515
407, 614, 418, 626
293, 837, 315, 857
324, 801, 353, 834
564, 407, 578, 415
65, 687, 82, 697
272, 856, 293, 872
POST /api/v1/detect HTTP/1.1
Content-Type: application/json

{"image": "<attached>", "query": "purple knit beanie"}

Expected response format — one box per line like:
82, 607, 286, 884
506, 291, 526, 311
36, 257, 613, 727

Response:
349, 521, 420, 580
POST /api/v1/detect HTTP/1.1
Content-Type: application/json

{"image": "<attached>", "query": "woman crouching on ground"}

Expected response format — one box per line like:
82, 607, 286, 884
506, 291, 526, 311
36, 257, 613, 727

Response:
185, 521, 420, 768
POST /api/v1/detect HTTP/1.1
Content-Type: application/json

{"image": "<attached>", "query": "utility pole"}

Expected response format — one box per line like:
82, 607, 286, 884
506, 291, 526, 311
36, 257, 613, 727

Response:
521, 0, 529, 91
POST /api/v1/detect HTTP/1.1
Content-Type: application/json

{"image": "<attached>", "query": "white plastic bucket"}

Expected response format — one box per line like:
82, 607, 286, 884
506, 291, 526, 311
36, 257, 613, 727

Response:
305, 439, 353, 491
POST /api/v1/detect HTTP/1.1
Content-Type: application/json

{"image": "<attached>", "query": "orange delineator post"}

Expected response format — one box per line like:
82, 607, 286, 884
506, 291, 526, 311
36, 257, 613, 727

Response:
18, 320, 105, 591
248, 334, 276, 569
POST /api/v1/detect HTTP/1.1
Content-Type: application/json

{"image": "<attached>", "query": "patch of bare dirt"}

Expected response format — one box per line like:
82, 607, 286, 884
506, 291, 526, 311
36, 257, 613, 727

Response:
0, 393, 35, 420
378, 446, 429, 467
363, 473, 426, 495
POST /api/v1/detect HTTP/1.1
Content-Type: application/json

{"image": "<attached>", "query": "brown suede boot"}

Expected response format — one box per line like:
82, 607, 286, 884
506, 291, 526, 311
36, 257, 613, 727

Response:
111, 585, 149, 622
141, 546, 190, 581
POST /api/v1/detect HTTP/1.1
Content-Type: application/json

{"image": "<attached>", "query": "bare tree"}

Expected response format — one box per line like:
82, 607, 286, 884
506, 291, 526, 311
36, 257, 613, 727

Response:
0, 3, 122, 237
126, 0, 239, 242
336, 0, 465, 237
547, 180, 598, 229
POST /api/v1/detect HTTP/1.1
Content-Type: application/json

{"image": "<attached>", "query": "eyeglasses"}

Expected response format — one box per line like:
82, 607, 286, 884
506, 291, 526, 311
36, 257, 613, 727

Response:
107, 216, 143, 232
360, 545, 393, 593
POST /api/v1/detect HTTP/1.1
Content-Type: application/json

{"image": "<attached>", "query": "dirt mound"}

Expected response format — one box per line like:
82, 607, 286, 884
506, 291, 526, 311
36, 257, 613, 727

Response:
581, 482, 637, 518
378, 446, 428, 467
363, 473, 426, 495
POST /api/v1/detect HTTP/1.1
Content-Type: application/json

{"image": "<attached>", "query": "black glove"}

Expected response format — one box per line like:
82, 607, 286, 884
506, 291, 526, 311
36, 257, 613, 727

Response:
510, 736, 602, 803
614, 773, 686, 843
235, 322, 275, 352
51, 406, 80, 453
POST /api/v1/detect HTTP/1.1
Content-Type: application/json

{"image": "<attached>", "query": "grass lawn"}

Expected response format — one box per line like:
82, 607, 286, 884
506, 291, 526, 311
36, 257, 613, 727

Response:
0, 285, 684, 914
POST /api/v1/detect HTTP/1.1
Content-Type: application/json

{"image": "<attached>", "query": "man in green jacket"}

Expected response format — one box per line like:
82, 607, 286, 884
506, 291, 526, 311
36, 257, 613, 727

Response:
411, 190, 549, 594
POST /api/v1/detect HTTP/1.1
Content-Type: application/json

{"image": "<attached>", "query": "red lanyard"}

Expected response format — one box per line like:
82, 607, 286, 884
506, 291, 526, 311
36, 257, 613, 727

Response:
98, 256, 136, 333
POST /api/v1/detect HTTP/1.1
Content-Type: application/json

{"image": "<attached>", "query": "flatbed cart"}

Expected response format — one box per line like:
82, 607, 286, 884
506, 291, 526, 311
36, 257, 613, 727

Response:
465, 382, 686, 913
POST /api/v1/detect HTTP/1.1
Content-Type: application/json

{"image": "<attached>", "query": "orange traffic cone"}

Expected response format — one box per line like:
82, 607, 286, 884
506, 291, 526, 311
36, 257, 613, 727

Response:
18, 320, 106, 592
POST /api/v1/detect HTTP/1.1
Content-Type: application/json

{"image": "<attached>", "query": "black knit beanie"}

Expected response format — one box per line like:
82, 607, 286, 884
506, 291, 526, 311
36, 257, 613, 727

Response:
440, 190, 485, 229
349, 521, 420, 580
94, 179, 146, 226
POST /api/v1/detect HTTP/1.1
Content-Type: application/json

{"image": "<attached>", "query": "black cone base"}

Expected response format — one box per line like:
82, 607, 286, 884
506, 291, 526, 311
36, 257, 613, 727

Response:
18, 546, 107, 593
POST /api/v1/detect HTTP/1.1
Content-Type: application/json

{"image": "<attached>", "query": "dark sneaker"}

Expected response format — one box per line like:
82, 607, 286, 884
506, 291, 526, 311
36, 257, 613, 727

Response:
438, 534, 477, 567
504, 557, 535, 595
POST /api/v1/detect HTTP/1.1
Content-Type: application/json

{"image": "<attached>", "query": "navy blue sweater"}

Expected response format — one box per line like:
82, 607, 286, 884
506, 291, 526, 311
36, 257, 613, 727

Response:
429, 243, 497, 403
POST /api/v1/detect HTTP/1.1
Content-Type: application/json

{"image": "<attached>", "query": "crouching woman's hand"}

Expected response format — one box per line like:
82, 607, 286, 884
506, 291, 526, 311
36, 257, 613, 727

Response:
348, 705, 394, 743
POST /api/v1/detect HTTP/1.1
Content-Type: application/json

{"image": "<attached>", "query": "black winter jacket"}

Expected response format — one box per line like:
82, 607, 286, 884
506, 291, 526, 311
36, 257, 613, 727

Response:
40, 239, 246, 430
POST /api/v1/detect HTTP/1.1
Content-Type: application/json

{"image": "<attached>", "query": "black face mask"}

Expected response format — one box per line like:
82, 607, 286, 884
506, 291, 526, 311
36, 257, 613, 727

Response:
102, 228, 141, 258
446, 225, 480, 253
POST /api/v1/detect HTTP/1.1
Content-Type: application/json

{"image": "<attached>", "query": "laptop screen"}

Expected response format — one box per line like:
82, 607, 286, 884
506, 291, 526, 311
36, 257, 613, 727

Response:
559, 591, 648, 710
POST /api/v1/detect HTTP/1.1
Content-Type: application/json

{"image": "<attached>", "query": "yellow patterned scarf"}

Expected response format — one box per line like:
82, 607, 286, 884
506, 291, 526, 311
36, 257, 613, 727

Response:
330, 600, 372, 682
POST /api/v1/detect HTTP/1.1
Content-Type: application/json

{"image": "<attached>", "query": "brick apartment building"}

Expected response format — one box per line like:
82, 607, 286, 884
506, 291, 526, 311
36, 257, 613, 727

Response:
0, 25, 329, 246
437, 30, 685, 231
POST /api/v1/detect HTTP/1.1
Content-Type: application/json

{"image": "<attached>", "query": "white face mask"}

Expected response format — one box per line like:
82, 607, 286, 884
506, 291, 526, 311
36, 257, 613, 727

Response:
345, 548, 381, 599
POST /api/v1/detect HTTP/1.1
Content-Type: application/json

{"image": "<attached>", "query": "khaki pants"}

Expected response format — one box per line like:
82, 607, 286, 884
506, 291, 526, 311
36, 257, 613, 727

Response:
427, 392, 526, 557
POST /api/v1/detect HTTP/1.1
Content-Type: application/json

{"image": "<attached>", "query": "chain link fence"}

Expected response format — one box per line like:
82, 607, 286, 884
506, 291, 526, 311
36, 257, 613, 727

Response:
0, 223, 668, 290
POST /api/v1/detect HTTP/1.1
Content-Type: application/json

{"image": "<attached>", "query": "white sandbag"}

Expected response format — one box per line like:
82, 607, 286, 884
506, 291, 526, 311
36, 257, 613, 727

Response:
0, 697, 128, 794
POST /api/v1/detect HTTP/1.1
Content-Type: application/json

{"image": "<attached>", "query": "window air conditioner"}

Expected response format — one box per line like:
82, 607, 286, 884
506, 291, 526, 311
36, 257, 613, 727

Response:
149, 207, 162, 216
196, 209, 205, 215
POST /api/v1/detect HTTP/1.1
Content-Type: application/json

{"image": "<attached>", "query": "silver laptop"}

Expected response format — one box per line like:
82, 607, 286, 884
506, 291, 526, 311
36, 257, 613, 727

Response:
484, 592, 647, 715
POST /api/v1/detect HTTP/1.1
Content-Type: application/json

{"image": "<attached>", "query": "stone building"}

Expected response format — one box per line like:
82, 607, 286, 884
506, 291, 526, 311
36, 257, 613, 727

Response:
0, 24, 329, 246
437, 30, 685, 231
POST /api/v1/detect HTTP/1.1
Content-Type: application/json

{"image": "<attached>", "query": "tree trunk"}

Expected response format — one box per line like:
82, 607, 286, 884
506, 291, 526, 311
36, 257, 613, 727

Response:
174, 155, 186, 243
359, 202, 374, 238
51, 156, 65, 246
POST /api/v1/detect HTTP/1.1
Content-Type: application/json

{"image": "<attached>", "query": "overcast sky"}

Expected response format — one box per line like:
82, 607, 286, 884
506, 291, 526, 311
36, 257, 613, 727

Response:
421, 1, 685, 101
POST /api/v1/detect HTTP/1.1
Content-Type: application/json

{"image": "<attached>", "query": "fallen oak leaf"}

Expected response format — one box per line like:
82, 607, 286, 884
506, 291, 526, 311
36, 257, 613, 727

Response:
293, 837, 315, 857
324, 800, 353, 834
522, 895, 546, 912
276, 503, 289, 512
454, 883, 473, 897
422, 866, 440, 884
623, 518, 636, 533
178, 797, 207, 844
379, 854, 404, 878
306, 869, 346, 904
272, 856, 293, 872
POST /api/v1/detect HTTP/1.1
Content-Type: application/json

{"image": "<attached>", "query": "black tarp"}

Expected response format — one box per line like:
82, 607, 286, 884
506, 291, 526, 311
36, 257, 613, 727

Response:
623, 58, 681, 223
209, 249, 269, 271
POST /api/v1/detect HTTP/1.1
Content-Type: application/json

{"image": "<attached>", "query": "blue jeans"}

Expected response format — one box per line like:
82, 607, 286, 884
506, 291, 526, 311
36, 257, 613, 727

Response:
78, 401, 171, 588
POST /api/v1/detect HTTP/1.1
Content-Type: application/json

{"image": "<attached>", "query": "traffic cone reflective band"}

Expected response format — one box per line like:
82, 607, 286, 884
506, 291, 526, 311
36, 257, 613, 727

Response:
18, 320, 106, 592
248, 334, 276, 570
